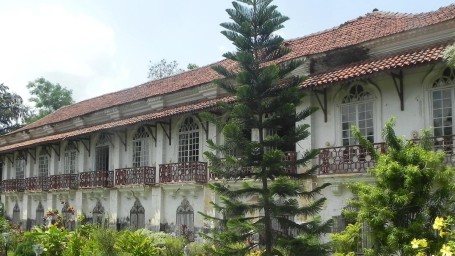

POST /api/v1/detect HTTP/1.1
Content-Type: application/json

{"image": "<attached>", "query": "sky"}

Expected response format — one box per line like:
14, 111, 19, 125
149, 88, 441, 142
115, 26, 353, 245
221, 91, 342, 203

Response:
1, 0, 454, 107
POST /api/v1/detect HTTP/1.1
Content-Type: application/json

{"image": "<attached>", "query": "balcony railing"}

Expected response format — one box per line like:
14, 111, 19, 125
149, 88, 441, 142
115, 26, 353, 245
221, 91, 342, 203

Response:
79, 170, 114, 188
2, 179, 25, 192
115, 166, 156, 186
25, 176, 50, 192
318, 136, 455, 175
318, 143, 385, 175
49, 174, 78, 190
159, 162, 208, 183
210, 151, 297, 180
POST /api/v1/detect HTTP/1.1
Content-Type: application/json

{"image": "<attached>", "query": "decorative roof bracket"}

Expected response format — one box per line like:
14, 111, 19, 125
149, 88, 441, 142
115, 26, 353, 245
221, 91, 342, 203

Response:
195, 114, 209, 140
26, 148, 36, 163
313, 88, 328, 123
158, 120, 172, 146
391, 70, 404, 111
144, 124, 157, 147
116, 129, 127, 152
50, 144, 61, 161
78, 138, 91, 157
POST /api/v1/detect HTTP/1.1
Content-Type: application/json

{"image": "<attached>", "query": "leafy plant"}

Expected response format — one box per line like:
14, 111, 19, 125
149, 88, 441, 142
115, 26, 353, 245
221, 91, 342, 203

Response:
115, 230, 160, 256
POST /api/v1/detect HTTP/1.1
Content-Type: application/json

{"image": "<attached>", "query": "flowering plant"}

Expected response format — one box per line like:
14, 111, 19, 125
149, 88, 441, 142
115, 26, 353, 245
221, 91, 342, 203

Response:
412, 216, 455, 256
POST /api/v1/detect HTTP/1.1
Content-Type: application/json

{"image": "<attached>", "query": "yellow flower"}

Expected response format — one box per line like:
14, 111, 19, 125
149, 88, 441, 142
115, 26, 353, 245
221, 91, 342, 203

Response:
411, 238, 428, 249
440, 230, 448, 238
416, 252, 425, 256
411, 238, 420, 249
441, 244, 453, 256
420, 239, 428, 248
433, 217, 445, 230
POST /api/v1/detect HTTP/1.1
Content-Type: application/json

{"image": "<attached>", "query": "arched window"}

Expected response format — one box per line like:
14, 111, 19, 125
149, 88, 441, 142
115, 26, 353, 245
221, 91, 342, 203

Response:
12, 202, 20, 225
38, 149, 49, 178
64, 142, 78, 174
130, 199, 145, 230
35, 201, 44, 226
15, 153, 26, 180
341, 84, 375, 145
61, 201, 75, 230
92, 200, 105, 226
176, 198, 194, 241
15, 153, 26, 191
132, 127, 150, 167
432, 67, 455, 138
178, 117, 200, 162
95, 134, 111, 171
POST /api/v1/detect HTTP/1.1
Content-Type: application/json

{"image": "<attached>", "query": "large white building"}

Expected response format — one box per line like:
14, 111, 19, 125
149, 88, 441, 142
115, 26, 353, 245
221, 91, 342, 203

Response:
1, 4, 455, 241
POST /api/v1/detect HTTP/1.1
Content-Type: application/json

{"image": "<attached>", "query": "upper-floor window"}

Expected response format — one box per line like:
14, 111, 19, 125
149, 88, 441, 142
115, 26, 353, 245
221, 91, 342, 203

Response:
15, 153, 26, 179
341, 84, 374, 145
38, 149, 49, 177
64, 142, 78, 174
178, 117, 199, 162
95, 134, 111, 171
431, 67, 455, 138
132, 127, 150, 167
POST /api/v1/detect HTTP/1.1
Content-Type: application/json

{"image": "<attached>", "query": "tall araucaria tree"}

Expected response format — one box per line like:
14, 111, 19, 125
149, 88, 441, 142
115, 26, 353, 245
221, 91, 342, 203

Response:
202, 1, 330, 255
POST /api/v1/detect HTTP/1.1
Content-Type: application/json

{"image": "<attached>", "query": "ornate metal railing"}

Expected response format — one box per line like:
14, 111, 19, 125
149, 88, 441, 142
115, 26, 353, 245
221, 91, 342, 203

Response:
210, 151, 297, 179
115, 166, 156, 186
427, 135, 455, 165
79, 170, 114, 188
2, 179, 25, 192
49, 174, 78, 190
25, 176, 50, 192
318, 136, 455, 175
159, 162, 208, 183
318, 143, 386, 175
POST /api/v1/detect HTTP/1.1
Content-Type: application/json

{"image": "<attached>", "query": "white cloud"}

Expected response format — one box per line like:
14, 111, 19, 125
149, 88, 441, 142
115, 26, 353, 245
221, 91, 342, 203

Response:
0, 5, 127, 105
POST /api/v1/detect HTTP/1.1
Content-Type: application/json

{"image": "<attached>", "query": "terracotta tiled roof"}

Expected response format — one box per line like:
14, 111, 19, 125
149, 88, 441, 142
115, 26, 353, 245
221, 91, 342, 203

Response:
1, 42, 451, 152
285, 4, 455, 60
0, 96, 234, 152
15, 4, 455, 133
302, 42, 450, 88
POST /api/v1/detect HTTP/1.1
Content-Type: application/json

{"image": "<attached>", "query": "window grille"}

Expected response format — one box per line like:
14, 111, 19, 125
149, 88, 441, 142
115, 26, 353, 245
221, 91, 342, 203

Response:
64, 142, 78, 174
15, 156, 25, 180
38, 150, 49, 178
95, 134, 111, 171
178, 117, 199, 163
176, 198, 194, 241
13, 202, 20, 225
341, 84, 374, 145
132, 126, 150, 167
92, 200, 105, 226
36, 201, 44, 226
130, 199, 145, 230
432, 67, 455, 138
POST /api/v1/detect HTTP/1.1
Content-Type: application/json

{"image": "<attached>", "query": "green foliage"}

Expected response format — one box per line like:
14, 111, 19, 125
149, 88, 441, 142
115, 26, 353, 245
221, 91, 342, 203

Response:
147, 59, 183, 80
203, 0, 329, 255
14, 231, 39, 256
443, 43, 455, 68
115, 230, 160, 256
39, 226, 69, 256
0, 83, 28, 134
330, 223, 361, 255
25, 77, 74, 123
333, 118, 455, 256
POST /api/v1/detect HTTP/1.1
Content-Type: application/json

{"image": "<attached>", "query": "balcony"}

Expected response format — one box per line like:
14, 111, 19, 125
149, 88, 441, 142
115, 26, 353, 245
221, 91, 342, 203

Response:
79, 170, 114, 188
318, 136, 455, 175
159, 162, 208, 183
49, 174, 78, 190
25, 176, 50, 192
2, 179, 25, 192
115, 166, 156, 186
210, 151, 297, 180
